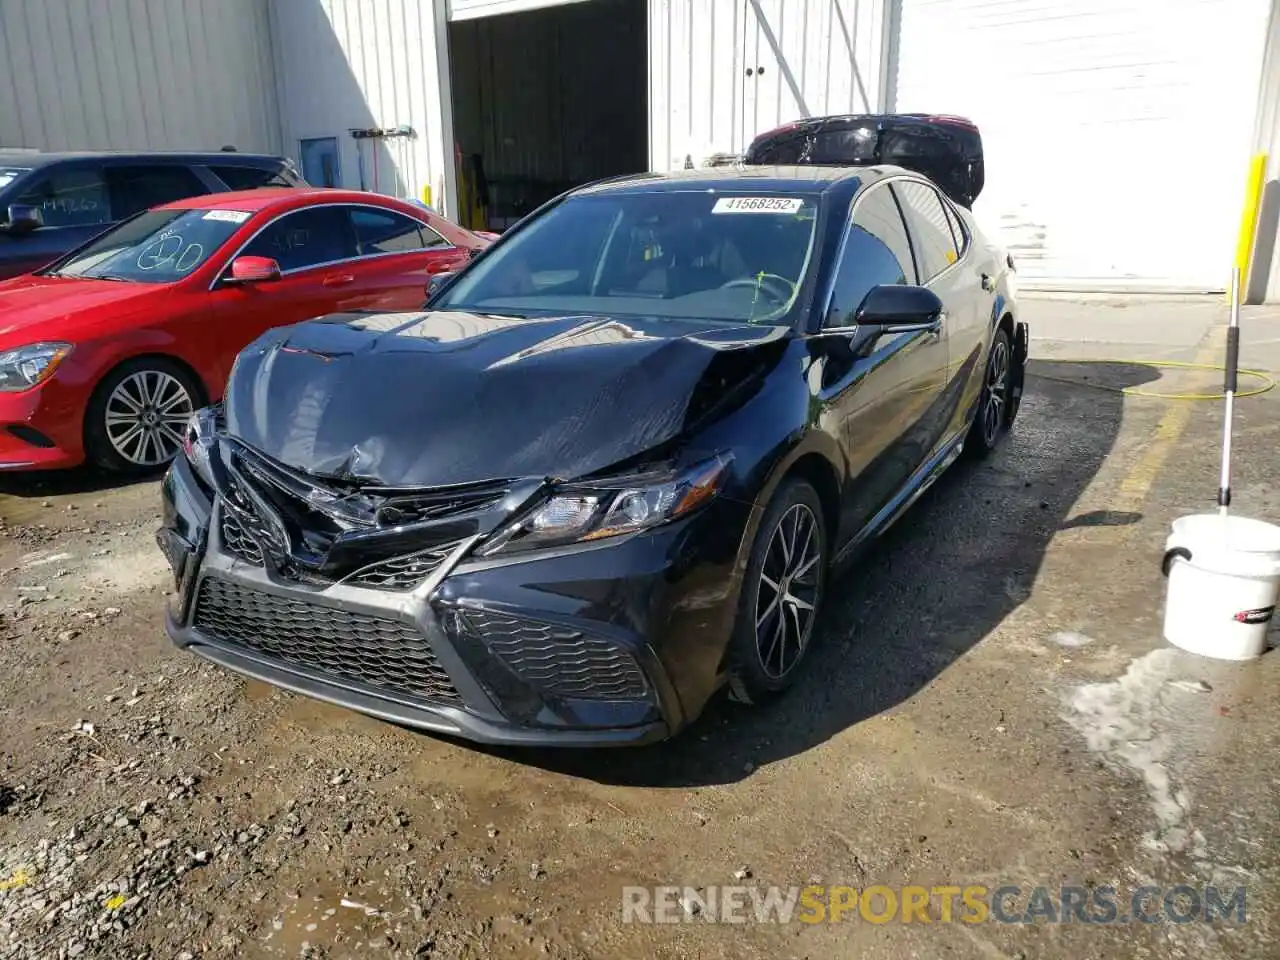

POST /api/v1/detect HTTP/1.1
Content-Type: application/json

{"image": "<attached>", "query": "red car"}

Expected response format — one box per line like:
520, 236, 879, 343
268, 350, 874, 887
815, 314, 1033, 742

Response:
0, 188, 491, 472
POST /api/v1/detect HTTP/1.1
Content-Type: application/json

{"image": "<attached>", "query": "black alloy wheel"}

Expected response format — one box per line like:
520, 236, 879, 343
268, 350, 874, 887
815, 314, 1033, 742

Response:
966, 326, 1013, 458
728, 478, 828, 705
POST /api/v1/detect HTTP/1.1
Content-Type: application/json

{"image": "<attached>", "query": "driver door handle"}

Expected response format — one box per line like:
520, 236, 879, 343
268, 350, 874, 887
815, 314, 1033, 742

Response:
323, 274, 355, 287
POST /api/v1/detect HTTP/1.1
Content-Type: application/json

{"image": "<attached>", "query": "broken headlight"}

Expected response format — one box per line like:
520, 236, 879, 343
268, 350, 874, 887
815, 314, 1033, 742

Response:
181, 405, 220, 488
479, 453, 732, 556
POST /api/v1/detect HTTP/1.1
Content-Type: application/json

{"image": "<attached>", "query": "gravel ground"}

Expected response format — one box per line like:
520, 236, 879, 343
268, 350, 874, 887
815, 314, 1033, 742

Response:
1, 299, 1278, 959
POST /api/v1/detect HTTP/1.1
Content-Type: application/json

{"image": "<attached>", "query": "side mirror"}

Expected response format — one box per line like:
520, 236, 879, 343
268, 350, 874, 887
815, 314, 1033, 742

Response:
2, 204, 43, 234
854, 284, 944, 333
225, 255, 281, 285
425, 271, 456, 302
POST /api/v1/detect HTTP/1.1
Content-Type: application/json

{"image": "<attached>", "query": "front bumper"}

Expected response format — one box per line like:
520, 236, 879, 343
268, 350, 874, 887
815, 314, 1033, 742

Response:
0, 383, 84, 470
159, 455, 752, 747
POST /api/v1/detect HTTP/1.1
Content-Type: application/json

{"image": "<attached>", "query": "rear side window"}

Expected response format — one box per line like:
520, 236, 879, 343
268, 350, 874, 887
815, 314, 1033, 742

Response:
14, 168, 112, 227
107, 165, 210, 219
242, 206, 357, 272
210, 165, 295, 190
941, 199, 968, 255
892, 181, 959, 282
351, 207, 450, 255
824, 184, 915, 328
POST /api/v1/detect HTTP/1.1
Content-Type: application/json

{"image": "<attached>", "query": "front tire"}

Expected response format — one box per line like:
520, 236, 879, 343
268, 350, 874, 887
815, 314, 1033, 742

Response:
84, 358, 202, 473
965, 326, 1013, 459
727, 478, 828, 705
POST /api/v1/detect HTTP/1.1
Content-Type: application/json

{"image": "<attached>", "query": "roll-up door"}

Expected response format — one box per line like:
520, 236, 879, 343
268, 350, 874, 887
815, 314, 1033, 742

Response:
893, 0, 1270, 291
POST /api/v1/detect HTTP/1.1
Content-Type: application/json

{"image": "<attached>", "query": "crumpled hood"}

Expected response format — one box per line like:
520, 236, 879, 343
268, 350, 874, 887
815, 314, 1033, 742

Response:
0, 275, 165, 345
224, 309, 789, 487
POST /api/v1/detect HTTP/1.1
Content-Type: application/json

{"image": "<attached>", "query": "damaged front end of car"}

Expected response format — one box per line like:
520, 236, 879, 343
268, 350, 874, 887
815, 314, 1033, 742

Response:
157, 402, 752, 746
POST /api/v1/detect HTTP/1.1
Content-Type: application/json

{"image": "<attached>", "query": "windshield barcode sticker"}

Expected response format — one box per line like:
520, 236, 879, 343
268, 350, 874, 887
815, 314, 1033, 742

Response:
203, 210, 251, 223
712, 197, 803, 214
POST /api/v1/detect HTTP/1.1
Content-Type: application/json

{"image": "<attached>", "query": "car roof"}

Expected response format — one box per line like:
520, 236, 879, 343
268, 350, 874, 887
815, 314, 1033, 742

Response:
572, 164, 877, 197
159, 187, 404, 213
0, 150, 288, 169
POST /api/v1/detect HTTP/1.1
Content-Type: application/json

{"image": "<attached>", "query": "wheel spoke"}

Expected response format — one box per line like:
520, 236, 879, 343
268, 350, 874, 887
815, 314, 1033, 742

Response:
784, 591, 814, 613
763, 609, 785, 672
777, 517, 793, 565
111, 390, 141, 414
154, 377, 179, 409
159, 392, 190, 414
756, 594, 780, 629
157, 424, 186, 453
793, 552, 820, 581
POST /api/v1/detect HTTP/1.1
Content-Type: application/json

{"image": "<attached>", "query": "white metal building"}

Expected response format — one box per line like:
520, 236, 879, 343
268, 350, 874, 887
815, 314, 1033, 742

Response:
2, 0, 1279, 297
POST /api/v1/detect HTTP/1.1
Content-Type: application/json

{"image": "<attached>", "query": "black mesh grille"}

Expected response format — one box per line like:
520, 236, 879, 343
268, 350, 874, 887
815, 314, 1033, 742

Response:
344, 542, 460, 590
194, 577, 461, 705
461, 610, 647, 699
219, 507, 267, 566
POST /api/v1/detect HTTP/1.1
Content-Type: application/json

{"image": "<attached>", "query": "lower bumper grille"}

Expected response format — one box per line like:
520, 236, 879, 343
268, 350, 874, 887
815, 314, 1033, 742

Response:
193, 577, 461, 705
459, 610, 648, 699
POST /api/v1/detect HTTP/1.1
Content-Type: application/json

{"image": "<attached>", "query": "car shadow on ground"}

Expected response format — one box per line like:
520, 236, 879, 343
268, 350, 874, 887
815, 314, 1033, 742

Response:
472, 360, 1164, 786
0, 464, 162, 500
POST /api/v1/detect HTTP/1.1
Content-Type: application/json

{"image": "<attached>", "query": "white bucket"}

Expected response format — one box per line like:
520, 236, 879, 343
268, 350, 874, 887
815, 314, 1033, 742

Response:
1161, 513, 1280, 660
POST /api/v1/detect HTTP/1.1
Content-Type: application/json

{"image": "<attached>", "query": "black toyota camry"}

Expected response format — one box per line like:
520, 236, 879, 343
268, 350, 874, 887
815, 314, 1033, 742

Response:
158, 159, 1027, 747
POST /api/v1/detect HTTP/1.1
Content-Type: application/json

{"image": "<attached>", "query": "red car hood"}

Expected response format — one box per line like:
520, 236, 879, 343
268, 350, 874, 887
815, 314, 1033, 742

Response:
0, 275, 166, 347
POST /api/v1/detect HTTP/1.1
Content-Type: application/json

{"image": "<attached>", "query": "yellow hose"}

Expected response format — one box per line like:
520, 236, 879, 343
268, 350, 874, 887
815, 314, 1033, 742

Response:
1029, 359, 1276, 401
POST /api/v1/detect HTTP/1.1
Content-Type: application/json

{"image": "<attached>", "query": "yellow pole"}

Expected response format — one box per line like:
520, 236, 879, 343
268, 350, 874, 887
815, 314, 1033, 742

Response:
1232, 152, 1268, 297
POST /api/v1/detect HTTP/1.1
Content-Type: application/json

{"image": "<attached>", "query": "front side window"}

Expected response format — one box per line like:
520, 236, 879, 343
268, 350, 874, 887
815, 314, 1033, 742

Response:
44, 208, 248, 283
13, 168, 112, 227
824, 185, 915, 328
892, 181, 959, 282
241, 206, 357, 272
436, 191, 820, 324
106, 165, 210, 219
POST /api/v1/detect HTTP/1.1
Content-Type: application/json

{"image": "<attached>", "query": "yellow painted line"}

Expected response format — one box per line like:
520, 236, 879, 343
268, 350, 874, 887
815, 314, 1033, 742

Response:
1103, 326, 1227, 540
1232, 153, 1268, 298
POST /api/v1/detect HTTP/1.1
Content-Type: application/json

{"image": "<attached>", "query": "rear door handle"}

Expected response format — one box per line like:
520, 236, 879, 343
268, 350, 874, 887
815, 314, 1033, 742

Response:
323, 274, 355, 287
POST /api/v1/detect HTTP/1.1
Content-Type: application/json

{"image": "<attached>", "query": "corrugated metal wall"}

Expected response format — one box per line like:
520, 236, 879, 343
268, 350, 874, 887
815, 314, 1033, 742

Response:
271, 0, 455, 209
649, 0, 890, 171
448, 0, 648, 224
0, 0, 281, 153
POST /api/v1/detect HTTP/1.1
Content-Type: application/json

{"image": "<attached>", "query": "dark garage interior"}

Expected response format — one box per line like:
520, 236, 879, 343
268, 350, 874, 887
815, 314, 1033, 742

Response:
447, 0, 649, 232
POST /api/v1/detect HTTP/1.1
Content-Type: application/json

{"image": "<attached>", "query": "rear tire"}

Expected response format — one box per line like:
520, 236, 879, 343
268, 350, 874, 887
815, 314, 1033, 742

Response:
727, 478, 828, 706
965, 326, 1013, 459
84, 358, 202, 473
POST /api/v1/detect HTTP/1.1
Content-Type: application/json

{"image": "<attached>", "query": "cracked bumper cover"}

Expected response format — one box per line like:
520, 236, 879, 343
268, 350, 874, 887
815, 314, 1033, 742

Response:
158, 455, 753, 747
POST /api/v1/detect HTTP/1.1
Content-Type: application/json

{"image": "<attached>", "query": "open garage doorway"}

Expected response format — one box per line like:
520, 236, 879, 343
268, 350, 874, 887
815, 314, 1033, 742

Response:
447, 0, 648, 232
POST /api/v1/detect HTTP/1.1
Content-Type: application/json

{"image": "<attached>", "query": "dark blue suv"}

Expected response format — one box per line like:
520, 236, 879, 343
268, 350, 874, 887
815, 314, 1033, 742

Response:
0, 151, 306, 280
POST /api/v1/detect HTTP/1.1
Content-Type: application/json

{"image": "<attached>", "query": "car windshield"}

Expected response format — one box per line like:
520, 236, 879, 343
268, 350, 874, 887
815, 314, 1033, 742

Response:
44, 208, 251, 282
435, 190, 820, 323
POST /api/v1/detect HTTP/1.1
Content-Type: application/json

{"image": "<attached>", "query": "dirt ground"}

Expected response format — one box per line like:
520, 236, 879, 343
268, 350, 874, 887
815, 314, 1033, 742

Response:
1, 296, 1278, 960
